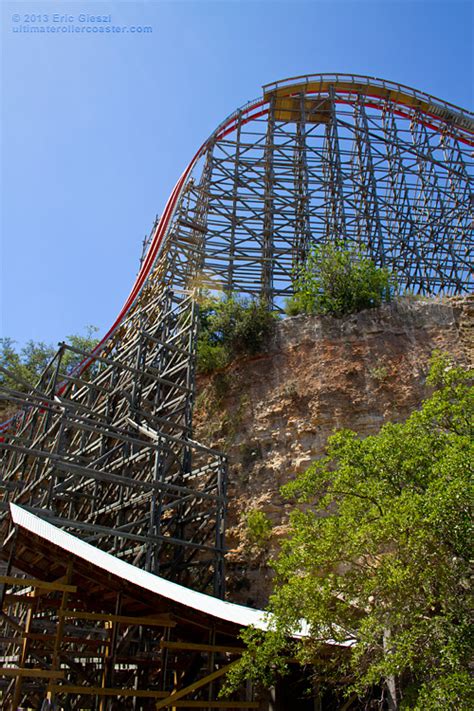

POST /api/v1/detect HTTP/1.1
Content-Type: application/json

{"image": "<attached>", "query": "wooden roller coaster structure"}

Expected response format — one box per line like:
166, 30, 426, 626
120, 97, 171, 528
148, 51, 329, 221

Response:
0, 73, 472, 709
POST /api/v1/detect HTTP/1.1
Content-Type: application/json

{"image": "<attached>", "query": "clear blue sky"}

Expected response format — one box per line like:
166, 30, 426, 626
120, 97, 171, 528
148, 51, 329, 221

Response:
1, 0, 473, 347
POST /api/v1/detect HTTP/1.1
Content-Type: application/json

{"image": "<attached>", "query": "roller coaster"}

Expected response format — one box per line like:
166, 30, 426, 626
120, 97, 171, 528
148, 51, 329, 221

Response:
0, 73, 472, 708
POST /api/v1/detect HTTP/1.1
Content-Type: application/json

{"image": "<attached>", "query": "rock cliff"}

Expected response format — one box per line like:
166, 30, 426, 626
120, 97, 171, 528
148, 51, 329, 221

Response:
193, 296, 473, 607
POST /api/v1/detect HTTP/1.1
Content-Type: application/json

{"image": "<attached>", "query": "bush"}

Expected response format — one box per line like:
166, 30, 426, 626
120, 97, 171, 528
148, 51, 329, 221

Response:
195, 340, 228, 374
244, 509, 272, 548
196, 293, 276, 374
286, 241, 396, 318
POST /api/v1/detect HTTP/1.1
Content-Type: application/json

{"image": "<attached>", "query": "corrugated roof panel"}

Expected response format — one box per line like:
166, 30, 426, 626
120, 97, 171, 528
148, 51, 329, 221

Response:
9, 503, 271, 631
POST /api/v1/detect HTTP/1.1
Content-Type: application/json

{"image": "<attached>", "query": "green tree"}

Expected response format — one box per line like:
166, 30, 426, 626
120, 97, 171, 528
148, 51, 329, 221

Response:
197, 293, 276, 374
0, 326, 100, 392
286, 241, 396, 317
225, 353, 473, 710
60, 326, 101, 377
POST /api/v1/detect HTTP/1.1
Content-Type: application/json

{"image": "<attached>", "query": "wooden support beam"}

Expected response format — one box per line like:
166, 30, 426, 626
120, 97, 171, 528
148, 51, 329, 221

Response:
32, 574, 75, 598
46, 562, 72, 705
59, 610, 176, 627
26, 633, 106, 646
11, 590, 34, 708
99, 591, 120, 711
0, 611, 60, 671
160, 641, 244, 655
2, 593, 36, 605
154, 660, 239, 710
49, 684, 168, 698
0, 668, 64, 679
3, 441, 222, 505
0, 635, 20, 644
0, 575, 77, 593
171, 703, 259, 709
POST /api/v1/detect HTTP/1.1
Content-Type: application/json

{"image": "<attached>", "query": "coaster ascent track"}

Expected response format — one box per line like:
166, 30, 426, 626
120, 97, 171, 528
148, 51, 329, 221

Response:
1, 74, 473, 598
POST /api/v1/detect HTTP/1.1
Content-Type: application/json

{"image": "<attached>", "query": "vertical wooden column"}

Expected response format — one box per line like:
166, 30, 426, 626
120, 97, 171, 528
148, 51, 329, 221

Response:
45, 562, 73, 707
11, 591, 34, 710
227, 110, 243, 293
262, 94, 275, 304
293, 92, 311, 271
354, 98, 385, 264
99, 592, 121, 711
324, 85, 347, 241
207, 625, 216, 710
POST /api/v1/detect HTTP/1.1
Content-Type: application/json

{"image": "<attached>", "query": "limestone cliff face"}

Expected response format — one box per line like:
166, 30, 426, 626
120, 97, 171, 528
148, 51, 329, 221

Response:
193, 296, 473, 608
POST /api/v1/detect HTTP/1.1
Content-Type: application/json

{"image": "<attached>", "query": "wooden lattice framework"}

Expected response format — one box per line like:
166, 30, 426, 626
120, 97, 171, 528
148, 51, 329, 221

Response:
0, 513, 263, 710
0, 73, 473, 708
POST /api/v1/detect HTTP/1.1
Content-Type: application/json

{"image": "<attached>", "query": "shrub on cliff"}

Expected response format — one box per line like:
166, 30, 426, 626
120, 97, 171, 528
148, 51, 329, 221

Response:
224, 352, 473, 710
196, 293, 276, 374
244, 508, 273, 549
286, 241, 396, 317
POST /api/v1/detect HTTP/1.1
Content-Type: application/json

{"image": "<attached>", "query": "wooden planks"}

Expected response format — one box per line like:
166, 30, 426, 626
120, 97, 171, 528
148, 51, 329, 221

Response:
0, 575, 77, 593
155, 660, 239, 710
58, 610, 175, 627
160, 640, 244, 655
0, 668, 64, 679
49, 684, 168, 698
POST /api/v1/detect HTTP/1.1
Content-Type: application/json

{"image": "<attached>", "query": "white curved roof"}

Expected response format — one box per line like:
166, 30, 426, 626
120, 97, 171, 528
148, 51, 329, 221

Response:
9, 502, 271, 631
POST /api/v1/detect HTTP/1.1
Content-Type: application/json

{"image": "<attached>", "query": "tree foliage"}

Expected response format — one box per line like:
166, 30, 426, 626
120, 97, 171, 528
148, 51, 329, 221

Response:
286, 241, 396, 317
0, 326, 100, 392
225, 353, 473, 709
196, 293, 276, 374
244, 508, 273, 549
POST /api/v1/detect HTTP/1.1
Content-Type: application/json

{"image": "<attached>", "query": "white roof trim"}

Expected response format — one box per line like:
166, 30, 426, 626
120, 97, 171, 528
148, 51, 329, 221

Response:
9, 503, 271, 631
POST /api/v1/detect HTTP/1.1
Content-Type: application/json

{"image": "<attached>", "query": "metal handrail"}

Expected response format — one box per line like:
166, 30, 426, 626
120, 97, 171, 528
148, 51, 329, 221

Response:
261, 72, 474, 120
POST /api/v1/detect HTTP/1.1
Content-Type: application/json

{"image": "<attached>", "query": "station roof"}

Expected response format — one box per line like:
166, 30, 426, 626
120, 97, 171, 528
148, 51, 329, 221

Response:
8, 503, 270, 633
